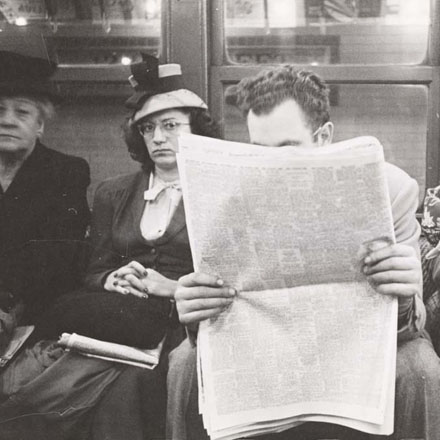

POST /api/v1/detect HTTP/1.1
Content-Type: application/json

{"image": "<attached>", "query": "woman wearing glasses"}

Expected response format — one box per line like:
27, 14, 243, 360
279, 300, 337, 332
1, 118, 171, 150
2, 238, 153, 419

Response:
87, 60, 218, 306
30, 55, 219, 440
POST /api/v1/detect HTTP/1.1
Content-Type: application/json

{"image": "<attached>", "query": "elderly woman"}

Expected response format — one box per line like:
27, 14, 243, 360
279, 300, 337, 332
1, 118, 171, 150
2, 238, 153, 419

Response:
4, 54, 219, 440
0, 50, 91, 439
0, 50, 90, 343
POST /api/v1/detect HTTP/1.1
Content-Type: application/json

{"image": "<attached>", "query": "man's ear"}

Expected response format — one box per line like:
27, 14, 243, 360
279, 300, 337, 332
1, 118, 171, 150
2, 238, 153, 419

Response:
317, 121, 334, 146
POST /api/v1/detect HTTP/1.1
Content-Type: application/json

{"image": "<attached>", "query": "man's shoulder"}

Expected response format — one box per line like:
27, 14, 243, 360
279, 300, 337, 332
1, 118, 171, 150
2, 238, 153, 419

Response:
384, 162, 418, 202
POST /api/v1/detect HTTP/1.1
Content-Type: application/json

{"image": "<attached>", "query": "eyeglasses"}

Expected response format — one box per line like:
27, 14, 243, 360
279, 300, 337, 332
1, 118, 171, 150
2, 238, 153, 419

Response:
312, 126, 322, 139
137, 119, 190, 137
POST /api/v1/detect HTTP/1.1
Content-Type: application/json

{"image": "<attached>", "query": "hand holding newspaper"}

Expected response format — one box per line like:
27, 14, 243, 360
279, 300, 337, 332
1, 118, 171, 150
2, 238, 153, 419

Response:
176, 134, 398, 440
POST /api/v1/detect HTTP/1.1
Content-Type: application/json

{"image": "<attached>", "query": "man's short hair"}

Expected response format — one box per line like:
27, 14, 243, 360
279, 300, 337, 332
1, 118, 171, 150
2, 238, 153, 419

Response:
226, 65, 330, 131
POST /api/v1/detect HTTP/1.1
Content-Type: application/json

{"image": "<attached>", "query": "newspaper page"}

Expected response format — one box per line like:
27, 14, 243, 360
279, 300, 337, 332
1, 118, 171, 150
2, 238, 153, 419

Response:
58, 333, 164, 370
177, 134, 398, 439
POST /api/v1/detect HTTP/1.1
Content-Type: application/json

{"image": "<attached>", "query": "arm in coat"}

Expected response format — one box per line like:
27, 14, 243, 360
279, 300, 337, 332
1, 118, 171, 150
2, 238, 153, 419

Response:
386, 162, 426, 341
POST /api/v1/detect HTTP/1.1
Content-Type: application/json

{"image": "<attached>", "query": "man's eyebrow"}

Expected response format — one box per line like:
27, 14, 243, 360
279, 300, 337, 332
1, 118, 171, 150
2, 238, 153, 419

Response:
274, 140, 301, 147
250, 140, 301, 147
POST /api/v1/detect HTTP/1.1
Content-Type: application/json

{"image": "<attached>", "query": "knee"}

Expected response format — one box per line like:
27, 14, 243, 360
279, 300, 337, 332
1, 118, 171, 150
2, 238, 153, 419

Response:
168, 338, 197, 378
397, 337, 440, 385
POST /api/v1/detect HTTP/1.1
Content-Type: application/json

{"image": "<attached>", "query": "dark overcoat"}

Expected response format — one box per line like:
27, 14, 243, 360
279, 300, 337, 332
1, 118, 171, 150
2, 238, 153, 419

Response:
0, 141, 90, 322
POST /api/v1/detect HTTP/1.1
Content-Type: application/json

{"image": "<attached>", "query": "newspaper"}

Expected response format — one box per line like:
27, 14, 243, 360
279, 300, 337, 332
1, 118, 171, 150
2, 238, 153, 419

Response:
58, 333, 164, 370
176, 134, 398, 439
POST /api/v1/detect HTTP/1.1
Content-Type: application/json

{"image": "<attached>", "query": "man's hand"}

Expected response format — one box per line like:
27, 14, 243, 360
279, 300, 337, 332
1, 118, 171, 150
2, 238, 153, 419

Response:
175, 272, 236, 330
362, 241, 421, 313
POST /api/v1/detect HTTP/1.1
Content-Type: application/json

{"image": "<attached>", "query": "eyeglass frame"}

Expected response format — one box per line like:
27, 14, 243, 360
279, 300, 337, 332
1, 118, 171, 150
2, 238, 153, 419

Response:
137, 119, 191, 137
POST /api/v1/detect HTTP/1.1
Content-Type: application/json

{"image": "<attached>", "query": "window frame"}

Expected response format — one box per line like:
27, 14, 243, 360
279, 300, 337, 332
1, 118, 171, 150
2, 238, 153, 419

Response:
204, 0, 440, 190
48, 0, 170, 87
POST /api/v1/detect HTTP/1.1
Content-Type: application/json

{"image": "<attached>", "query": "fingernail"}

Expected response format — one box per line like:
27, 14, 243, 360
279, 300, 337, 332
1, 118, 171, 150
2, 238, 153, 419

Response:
113, 280, 118, 286
144, 271, 148, 277
142, 293, 149, 299
228, 288, 236, 296
144, 287, 149, 294
123, 289, 129, 295
216, 279, 224, 286
364, 256, 371, 264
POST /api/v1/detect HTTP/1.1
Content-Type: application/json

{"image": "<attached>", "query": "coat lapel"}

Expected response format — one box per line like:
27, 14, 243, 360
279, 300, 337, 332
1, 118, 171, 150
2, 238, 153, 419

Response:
5, 142, 50, 197
131, 170, 150, 234
153, 198, 186, 245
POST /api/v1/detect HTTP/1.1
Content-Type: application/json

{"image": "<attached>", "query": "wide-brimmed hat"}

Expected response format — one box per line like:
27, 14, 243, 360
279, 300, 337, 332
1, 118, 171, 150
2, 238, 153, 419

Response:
0, 51, 58, 101
125, 54, 207, 123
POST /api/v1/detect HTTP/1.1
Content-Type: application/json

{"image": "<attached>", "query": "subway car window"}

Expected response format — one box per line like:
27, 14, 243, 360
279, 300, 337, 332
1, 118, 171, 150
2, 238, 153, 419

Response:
225, 0, 430, 65
0, 0, 161, 64
0, 0, 162, 200
224, 84, 428, 198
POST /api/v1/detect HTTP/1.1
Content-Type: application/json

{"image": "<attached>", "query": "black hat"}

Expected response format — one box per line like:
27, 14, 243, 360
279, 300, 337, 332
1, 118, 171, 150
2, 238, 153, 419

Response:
125, 53, 206, 122
125, 53, 185, 110
0, 51, 58, 101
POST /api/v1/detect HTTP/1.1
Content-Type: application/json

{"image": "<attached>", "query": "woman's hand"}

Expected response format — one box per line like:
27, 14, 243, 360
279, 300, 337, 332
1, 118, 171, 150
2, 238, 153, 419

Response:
361, 241, 422, 314
175, 272, 236, 331
103, 261, 177, 299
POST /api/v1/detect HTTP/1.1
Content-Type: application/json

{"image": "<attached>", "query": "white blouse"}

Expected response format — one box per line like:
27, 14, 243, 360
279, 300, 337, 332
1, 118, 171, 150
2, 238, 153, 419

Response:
140, 172, 182, 241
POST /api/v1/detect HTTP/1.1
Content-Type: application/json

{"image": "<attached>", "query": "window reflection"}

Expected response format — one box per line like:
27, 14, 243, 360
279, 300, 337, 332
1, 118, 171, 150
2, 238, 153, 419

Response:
225, 0, 430, 65
0, 0, 162, 65
224, 84, 428, 197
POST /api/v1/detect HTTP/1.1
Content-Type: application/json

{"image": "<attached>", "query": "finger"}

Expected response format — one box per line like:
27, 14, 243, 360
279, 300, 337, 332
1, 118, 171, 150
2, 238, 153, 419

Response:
114, 267, 138, 278
115, 279, 130, 287
372, 283, 418, 298
123, 285, 149, 299
176, 286, 236, 301
178, 297, 235, 314
111, 278, 144, 296
364, 244, 414, 265
124, 274, 149, 294
363, 257, 420, 275
179, 307, 229, 326
127, 261, 149, 278
111, 281, 131, 296
366, 238, 393, 251
366, 270, 419, 286
178, 272, 225, 288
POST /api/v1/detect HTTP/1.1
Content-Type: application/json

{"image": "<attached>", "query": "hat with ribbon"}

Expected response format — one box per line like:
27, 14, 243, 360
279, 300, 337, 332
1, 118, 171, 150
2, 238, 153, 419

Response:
125, 53, 207, 123
0, 51, 58, 101
421, 185, 440, 259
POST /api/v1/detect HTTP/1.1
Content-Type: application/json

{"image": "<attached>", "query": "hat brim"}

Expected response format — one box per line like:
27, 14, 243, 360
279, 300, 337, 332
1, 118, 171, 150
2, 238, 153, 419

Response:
0, 80, 60, 103
132, 89, 207, 123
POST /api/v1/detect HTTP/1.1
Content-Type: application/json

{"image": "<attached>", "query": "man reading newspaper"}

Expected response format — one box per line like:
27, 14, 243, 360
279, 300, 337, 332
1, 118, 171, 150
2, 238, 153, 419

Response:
167, 66, 440, 440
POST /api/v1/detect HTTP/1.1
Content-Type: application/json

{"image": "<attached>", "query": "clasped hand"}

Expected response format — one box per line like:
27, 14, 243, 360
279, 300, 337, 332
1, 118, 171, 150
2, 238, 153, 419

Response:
104, 261, 177, 299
